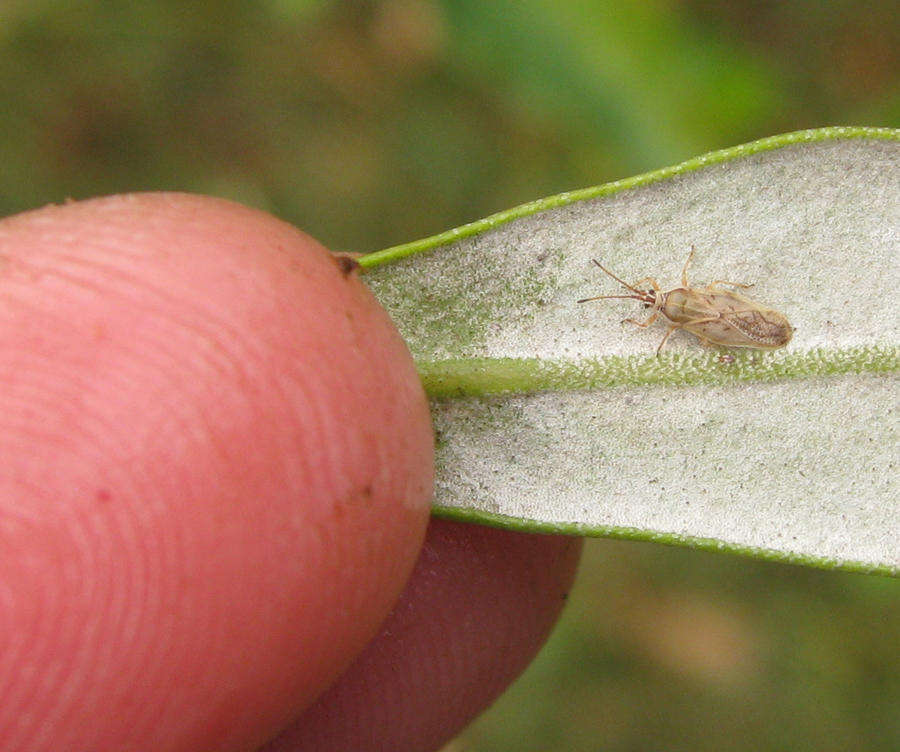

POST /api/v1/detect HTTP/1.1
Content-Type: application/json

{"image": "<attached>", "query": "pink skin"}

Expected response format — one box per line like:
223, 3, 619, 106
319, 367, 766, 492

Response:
0, 194, 582, 751
265, 520, 581, 752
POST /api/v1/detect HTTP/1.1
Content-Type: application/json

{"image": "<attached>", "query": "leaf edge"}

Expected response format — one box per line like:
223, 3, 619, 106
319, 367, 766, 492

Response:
360, 126, 899, 269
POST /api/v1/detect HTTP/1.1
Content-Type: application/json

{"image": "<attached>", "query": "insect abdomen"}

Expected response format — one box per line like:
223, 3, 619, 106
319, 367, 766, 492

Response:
724, 308, 792, 347
663, 289, 792, 349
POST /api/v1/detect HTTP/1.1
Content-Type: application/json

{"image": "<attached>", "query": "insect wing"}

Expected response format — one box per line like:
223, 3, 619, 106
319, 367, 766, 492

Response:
683, 290, 792, 348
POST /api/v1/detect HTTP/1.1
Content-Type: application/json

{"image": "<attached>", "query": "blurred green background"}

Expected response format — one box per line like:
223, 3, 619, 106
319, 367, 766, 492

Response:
1, 1, 896, 749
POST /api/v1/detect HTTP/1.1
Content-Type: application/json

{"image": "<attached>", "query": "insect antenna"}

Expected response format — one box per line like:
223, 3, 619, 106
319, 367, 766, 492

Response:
577, 259, 655, 304
591, 259, 647, 293
577, 293, 645, 303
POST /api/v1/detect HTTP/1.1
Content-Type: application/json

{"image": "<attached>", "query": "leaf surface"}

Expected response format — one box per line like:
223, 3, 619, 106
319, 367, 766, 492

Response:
363, 128, 899, 575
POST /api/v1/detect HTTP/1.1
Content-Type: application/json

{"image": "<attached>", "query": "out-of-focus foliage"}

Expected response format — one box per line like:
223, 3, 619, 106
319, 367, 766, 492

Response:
461, 542, 900, 752
0, 2, 896, 750
0, 0, 896, 254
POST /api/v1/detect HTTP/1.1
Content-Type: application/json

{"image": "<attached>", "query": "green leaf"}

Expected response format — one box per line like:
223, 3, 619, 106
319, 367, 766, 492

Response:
363, 127, 900, 576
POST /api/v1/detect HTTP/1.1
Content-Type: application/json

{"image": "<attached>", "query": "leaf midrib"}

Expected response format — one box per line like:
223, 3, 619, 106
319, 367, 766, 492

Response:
417, 345, 898, 397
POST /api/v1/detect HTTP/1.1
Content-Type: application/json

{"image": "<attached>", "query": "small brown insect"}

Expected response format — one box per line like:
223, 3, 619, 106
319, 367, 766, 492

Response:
578, 246, 792, 354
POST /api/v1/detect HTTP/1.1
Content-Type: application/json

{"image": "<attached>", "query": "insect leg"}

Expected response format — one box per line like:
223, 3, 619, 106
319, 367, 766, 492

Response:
623, 310, 659, 328
629, 276, 661, 292
681, 245, 696, 287
655, 325, 679, 355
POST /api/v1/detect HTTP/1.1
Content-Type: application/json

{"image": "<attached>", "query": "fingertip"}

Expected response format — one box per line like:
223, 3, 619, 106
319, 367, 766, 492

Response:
268, 519, 583, 751
0, 193, 433, 751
